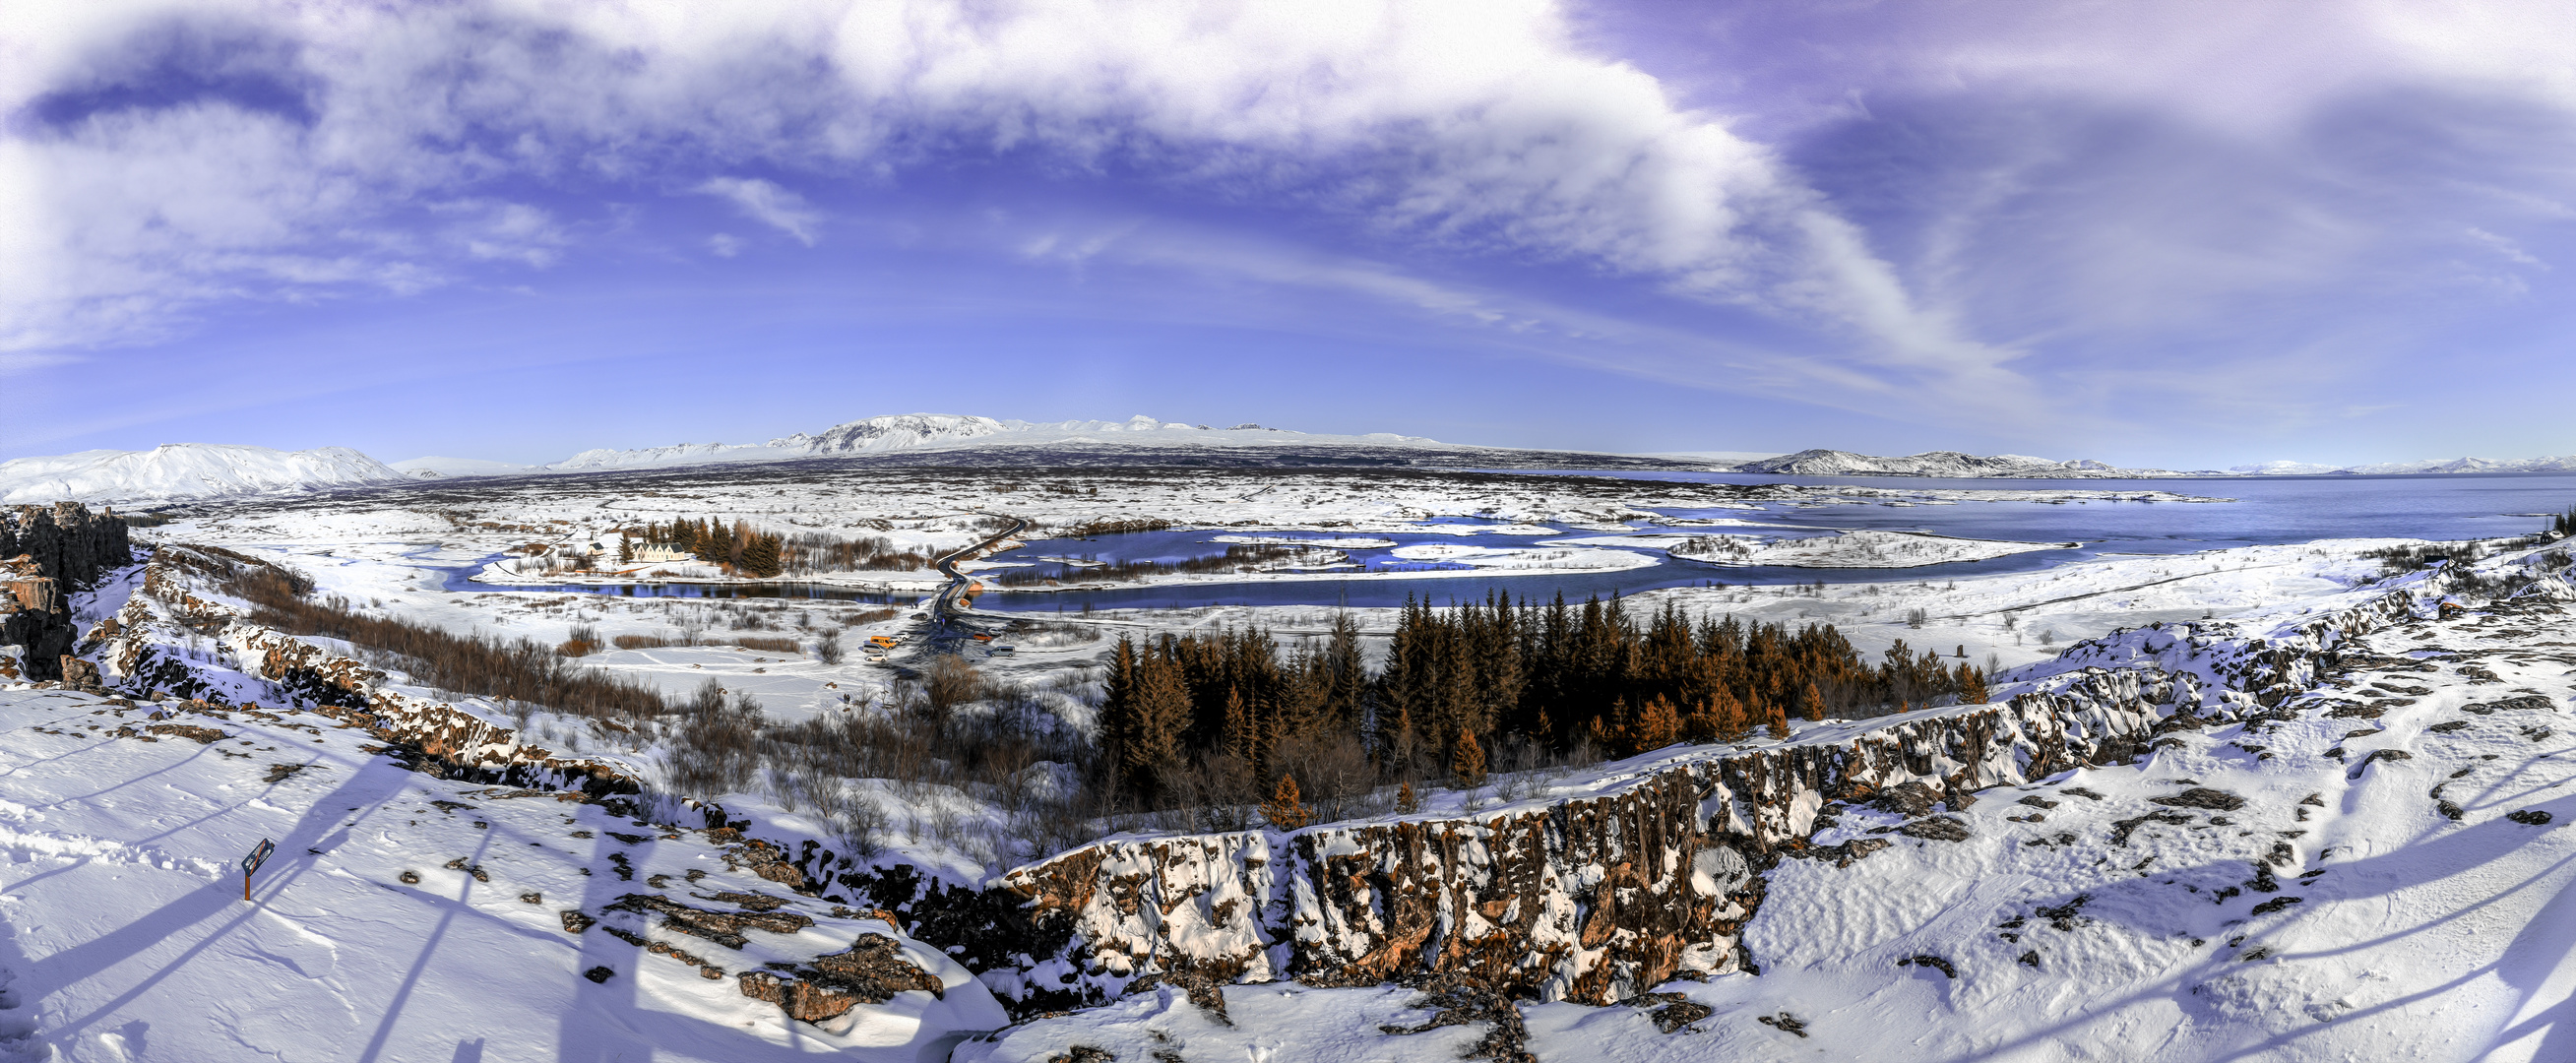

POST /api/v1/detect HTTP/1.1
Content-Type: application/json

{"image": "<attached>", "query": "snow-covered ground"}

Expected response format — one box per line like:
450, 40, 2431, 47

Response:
0, 686, 1007, 1062
958, 564, 2576, 1063
12, 459, 2572, 1061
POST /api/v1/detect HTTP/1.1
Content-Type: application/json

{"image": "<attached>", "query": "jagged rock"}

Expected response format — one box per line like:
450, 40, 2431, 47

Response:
583, 966, 615, 983
2150, 788, 2245, 811
2109, 810, 2192, 845
604, 893, 813, 949
738, 935, 945, 1024
2507, 810, 2555, 826
2248, 896, 2304, 916
1872, 782, 1941, 817
1898, 817, 1972, 842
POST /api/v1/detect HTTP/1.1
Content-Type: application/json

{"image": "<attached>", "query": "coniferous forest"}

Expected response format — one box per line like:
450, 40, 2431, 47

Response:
1097, 591, 1988, 810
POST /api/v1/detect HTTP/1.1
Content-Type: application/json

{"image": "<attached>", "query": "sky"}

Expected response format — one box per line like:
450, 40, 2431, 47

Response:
5, 0, 2576, 469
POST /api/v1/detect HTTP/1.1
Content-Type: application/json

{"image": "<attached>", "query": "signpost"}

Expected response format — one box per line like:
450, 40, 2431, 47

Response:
241, 838, 275, 901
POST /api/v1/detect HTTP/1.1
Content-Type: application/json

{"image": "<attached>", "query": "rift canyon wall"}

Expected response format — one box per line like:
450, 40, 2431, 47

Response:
0, 502, 131, 681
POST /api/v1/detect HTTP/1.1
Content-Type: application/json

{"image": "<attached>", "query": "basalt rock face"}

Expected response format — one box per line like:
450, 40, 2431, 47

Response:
0, 556, 71, 683
0, 502, 132, 590
974, 690, 2165, 1013
0, 503, 131, 682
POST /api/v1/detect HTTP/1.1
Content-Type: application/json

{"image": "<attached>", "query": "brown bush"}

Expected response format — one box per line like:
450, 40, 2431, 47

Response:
732, 637, 802, 654
840, 608, 900, 626
213, 563, 668, 721
557, 639, 597, 657
612, 634, 673, 651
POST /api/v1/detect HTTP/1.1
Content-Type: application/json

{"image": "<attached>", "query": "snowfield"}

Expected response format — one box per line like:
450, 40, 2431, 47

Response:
0, 686, 1008, 1062
0, 444, 408, 504
6, 456, 2575, 1061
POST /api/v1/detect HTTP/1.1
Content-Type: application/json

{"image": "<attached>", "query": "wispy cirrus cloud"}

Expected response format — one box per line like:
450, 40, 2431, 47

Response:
0, 0, 2001, 408
696, 177, 820, 246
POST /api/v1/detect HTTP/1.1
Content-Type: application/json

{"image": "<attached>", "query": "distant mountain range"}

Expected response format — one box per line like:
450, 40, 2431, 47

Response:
0, 444, 408, 505
1717, 448, 2576, 478
2226, 456, 2576, 476
12, 417, 2576, 505
1723, 449, 2208, 478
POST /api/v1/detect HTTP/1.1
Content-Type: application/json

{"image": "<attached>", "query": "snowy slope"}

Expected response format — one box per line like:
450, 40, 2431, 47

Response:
1733, 448, 2204, 478
389, 456, 538, 479
2234, 455, 2576, 475
537, 413, 1454, 472
0, 687, 1007, 1062
0, 443, 407, 504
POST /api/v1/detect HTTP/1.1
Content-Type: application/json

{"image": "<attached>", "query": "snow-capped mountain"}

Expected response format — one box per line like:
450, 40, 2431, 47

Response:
2232, 455, 2576, 475
522, 413, 1451, 472
390, 456, 538, 479
0, 444, 408, 504
1730, 449, 2200, 478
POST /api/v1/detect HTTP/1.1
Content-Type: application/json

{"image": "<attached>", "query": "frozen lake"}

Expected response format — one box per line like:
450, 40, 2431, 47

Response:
978, 470, 2576, 612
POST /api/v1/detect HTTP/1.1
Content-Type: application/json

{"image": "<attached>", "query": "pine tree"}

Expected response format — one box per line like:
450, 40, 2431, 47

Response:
1631, 694, 1681, 755
1261, 773, 1310, 831
1956, 664, 1989, 706
1766, 703, 1791, 740
1395, 781, 1420, 815
741, 532, 784, 578
1101, 636, 1141, 788
1798, 681, 1827, 722
617, 535, 634, 563
1450, 727, 1487, 789
1125, 655, 1193, 796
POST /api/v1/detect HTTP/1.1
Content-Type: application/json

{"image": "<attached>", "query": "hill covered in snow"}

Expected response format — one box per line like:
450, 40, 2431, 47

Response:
412, 412, 1698, 475
2231, 455, 2576, 475
537, 413, 1451, 472
0, 443, 408, 504
1728, 448, 2210, 478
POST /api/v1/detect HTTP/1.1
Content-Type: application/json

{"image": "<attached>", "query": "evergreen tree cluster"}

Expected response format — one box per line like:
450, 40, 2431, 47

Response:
1098, 592, 1988, 804
1100, 614, 1367, 800
631, 519, 785, 578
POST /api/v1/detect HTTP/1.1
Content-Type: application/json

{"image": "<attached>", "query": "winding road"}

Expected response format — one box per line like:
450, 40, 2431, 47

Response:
923, 513, 1030, 652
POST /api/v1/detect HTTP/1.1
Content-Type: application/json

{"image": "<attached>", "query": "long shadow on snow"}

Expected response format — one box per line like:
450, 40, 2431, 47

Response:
32, 746, 416, 1047
1905, 793, 2576, 1063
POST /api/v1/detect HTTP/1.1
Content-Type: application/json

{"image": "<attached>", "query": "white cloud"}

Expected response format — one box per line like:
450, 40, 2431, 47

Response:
695, 177, 820, 246
0, 0, 2166, 411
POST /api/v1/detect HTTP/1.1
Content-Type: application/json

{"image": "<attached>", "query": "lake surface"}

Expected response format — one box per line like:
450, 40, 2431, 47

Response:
977, 470, 2576, 612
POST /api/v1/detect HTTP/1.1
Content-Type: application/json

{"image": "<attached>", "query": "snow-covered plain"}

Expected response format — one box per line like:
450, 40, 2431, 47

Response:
0, 685, 1008, 1062
9, 458, 2575, 1060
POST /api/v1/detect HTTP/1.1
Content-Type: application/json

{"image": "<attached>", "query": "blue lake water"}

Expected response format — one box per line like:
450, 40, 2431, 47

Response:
977, 471, 2576, 612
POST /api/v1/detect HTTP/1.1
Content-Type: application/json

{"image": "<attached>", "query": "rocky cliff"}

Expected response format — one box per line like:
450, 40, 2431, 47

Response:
0, 502, 131, 681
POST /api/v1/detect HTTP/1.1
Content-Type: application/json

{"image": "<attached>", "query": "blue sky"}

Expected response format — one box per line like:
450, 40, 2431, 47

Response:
5, 0, 2576, 468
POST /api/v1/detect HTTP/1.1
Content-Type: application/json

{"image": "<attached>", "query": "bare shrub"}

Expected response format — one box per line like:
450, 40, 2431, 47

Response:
612, 634, 672, 651
922, 656, 984, 731
841, 607, 900, 626
668, 683, 761, 795
732, 636, 801, 654
558, 622, 601, 657
215, 562, 668, 721
813, 636, 845, 664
